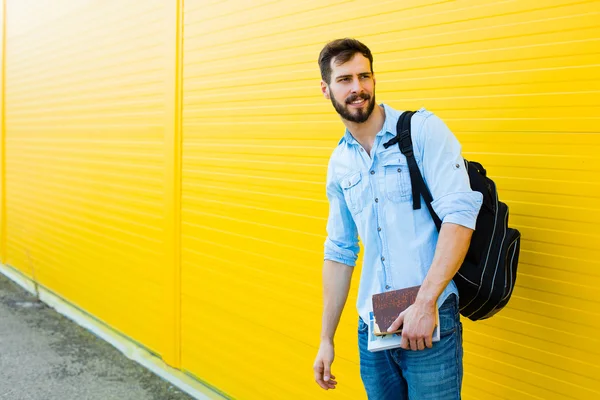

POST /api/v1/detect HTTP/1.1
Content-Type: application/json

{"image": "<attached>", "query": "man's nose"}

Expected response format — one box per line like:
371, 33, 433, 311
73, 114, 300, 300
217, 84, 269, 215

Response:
350, 77, 363, 93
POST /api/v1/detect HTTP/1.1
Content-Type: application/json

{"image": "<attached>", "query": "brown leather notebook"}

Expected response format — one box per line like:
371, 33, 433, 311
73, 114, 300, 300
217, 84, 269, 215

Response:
372, 285, 421, 336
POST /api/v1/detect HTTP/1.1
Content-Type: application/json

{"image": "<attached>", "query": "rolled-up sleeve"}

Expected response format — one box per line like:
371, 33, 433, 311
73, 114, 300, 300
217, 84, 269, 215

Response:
419, 114, 483, 230
324, 157, 360, 266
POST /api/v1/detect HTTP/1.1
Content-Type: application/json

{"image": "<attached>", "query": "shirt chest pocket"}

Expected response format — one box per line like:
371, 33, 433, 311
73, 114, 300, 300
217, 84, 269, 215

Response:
382, 156, 412, 203
340, 171, 368, 215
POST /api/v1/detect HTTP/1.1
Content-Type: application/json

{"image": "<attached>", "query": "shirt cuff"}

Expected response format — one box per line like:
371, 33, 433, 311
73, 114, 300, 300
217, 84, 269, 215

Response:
432, 191, 483, 230
442, 211, 480, 230
324, 237, 358, 267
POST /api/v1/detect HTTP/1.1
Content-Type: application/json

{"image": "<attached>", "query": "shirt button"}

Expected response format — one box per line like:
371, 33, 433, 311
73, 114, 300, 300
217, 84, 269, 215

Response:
360, 148, 364, 152
377, 227, 382, 232
370, 170, 375, 175
381, 256, 385, 261
397, 168, 401, 173
385, 285, 391, 290
375, 198, 379, 203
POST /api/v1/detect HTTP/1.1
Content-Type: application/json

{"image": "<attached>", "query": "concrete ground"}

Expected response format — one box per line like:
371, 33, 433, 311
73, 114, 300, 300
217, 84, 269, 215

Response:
0, 274, 195, 400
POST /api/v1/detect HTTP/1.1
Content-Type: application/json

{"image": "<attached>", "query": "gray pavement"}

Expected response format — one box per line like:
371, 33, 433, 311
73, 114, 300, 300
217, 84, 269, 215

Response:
0, 274, 194, 400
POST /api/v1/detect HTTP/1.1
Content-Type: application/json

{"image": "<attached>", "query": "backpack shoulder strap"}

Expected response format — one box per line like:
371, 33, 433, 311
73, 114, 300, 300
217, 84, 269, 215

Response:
384, 111, 442, 231
397, 111, 421, 210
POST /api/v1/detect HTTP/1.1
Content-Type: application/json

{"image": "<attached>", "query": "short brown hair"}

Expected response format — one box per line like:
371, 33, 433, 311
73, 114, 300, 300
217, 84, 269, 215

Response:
318, 38, 373, 84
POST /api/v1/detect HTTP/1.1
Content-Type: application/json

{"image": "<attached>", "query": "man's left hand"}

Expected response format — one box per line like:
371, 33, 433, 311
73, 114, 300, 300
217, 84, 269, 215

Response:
387, 300, 436, 351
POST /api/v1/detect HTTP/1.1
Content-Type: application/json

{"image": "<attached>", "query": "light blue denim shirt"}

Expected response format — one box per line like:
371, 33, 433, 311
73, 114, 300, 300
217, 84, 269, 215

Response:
324, 104, 483, 324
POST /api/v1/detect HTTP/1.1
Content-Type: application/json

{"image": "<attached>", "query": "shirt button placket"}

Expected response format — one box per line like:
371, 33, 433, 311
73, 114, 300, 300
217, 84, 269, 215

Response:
371, 159, 391, 292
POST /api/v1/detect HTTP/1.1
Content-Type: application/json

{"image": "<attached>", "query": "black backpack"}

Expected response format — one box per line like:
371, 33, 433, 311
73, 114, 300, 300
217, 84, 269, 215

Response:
383, 111, 521, 321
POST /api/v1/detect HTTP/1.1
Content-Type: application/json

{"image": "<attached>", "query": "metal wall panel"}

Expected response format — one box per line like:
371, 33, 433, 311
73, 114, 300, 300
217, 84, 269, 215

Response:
3, 0, 174, 358
181, 1, 600, 399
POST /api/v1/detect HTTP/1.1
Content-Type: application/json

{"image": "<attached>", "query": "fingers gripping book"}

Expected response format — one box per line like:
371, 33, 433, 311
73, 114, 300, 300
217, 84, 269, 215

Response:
368, 285, 440, 352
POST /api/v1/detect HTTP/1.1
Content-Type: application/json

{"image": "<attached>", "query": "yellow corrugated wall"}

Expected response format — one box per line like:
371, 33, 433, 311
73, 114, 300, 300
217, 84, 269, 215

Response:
180, 1, 599, 399
1, 0, 599, 399
2, 0, 181, 364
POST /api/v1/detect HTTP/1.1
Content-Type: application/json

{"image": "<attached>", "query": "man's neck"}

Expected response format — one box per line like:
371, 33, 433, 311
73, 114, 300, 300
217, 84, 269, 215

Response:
343, 104, 386, 155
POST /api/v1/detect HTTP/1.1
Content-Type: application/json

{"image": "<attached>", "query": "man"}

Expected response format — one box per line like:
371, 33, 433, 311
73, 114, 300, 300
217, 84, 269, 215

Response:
312, 38, 483, 399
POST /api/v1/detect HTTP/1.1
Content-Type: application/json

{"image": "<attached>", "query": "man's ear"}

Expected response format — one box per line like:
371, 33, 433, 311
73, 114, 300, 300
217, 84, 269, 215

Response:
321, 81, 330, 100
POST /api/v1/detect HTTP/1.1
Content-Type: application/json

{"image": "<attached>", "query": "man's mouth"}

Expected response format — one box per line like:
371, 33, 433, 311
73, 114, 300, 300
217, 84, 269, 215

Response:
347, 96, 369, 107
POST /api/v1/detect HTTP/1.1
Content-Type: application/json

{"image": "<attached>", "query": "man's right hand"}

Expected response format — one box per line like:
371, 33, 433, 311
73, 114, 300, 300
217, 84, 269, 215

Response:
313, 341, 337, 390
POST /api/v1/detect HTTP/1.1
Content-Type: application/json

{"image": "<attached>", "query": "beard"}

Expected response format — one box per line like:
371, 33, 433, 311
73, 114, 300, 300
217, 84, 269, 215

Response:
330, 91, 376, 123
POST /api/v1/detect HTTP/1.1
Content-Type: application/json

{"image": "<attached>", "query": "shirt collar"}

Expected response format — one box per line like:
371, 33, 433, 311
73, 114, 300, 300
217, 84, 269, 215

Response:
341, 103, 396, 145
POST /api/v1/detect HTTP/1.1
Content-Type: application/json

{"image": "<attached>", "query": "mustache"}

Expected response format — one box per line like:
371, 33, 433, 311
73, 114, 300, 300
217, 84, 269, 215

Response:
346, 93, 371, 104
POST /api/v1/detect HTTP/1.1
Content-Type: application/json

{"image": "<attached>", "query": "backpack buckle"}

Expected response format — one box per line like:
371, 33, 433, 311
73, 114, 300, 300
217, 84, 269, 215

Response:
399, 131, 413, 157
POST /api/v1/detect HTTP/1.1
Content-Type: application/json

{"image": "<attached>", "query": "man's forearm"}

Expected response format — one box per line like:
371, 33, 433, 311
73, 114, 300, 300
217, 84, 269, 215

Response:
320, 260, 354, 343
417, 222, 473, 306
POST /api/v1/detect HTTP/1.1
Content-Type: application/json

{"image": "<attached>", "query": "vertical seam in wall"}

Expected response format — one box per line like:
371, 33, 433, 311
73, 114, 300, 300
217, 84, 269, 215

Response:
164, 0, 184, 368
173, 0, 184, 368
1, 0, 7, 265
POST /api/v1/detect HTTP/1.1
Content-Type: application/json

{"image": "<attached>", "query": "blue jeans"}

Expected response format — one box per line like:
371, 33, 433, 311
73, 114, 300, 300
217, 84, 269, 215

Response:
358, 294, 463, 400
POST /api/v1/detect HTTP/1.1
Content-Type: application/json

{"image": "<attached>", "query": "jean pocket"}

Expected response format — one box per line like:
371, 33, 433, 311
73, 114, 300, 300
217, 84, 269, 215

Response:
439, 295, 459, 337
358, 317, 368, 333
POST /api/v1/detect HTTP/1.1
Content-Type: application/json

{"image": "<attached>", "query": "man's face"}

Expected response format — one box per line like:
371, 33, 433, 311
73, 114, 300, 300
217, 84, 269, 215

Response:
322, 54, 376, 123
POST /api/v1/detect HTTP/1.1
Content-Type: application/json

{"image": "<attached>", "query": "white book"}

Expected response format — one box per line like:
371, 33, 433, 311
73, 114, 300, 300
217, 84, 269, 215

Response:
367, 310, 441, 352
